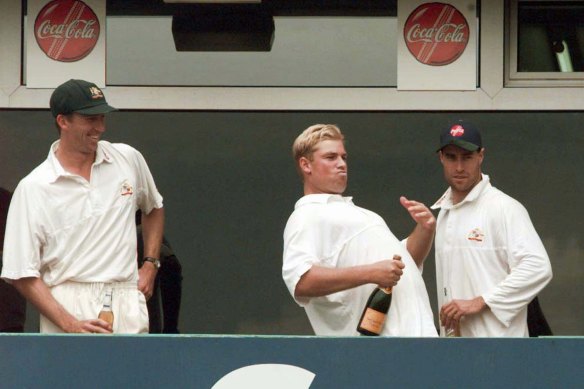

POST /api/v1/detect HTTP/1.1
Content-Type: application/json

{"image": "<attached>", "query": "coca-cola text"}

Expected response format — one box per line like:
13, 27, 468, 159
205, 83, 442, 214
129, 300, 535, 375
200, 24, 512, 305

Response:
406, 23, 467, 44
37, 19, 97, 40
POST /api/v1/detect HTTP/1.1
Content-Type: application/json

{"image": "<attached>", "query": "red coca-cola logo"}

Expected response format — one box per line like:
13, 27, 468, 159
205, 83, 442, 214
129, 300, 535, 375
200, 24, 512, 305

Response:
34, 0, 100, 62
403, 2, 469, 66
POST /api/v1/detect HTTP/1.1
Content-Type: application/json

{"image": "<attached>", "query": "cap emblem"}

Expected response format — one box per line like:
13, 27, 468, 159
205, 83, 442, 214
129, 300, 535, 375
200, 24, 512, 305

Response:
450, 124, 465, 137
89, 86, 103, 99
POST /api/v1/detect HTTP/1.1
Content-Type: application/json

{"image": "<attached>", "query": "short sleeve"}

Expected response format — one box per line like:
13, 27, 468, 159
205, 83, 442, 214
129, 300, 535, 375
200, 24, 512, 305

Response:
1, 181, 44, 281
282, 212, 322, 306
129, 147, 164, 213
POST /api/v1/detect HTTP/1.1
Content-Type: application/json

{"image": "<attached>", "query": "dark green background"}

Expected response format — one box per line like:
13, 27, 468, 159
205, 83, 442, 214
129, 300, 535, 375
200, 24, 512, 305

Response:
1, 111, 582, 335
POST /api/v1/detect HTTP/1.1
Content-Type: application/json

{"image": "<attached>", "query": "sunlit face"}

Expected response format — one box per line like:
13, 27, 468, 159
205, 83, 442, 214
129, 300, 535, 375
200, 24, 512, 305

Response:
300, 139, 348, 195
439, 145, 484, 204
58, 113, 106, 155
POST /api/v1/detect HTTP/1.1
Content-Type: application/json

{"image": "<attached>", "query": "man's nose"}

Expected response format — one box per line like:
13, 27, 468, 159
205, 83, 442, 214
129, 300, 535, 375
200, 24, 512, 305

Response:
455, 159, 464, 171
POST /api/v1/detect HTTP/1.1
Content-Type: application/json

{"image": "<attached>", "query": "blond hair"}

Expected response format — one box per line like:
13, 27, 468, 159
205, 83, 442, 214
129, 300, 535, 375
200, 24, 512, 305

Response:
292, 124, 344, 161
291, 124, 344, 179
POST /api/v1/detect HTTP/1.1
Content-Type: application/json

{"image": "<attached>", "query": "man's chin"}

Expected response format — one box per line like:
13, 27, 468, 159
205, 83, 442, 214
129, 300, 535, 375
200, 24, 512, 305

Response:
450, 182, 473, 194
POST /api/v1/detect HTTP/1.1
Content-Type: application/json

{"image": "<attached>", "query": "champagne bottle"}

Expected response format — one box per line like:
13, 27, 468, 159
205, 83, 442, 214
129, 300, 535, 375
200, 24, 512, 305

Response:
357, 255, 401, 336
98, 288, 114, 327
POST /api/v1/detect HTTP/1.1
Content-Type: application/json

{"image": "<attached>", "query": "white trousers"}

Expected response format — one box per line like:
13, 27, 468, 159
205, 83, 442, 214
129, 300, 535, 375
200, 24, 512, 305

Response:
41, 281, 149, 334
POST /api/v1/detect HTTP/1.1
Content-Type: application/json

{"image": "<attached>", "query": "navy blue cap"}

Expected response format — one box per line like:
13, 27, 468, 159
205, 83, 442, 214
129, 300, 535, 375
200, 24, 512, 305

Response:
438, 120, 482, 152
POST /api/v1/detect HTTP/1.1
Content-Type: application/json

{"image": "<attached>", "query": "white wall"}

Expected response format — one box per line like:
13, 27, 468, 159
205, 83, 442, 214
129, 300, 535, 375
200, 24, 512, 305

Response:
105, 16, 398, 87
1, 0, 582, 110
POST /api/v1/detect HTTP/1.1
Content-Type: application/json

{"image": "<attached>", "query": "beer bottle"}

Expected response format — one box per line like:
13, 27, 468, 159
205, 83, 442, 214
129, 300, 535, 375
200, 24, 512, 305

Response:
98, 288, 114, 327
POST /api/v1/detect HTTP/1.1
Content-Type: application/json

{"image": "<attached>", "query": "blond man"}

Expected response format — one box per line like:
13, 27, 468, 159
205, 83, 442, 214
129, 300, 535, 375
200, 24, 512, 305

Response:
282, 124, 437, 336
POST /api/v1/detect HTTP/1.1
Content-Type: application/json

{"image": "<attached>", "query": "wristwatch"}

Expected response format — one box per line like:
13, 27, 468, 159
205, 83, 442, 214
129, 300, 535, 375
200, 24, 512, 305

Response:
143, 256, 161, 269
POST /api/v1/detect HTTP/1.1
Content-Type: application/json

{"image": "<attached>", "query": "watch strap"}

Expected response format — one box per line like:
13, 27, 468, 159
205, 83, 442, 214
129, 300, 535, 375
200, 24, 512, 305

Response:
143, 256, 160, 268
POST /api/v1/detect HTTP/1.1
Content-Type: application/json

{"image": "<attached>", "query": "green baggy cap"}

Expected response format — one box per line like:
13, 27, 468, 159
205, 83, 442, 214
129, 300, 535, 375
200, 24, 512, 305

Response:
50, 79, 117, 117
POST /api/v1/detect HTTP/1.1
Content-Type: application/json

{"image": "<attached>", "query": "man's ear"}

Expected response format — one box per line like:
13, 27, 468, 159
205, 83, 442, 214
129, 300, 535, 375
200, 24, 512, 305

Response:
56, 114, 68, 130
299, 157, 311, 175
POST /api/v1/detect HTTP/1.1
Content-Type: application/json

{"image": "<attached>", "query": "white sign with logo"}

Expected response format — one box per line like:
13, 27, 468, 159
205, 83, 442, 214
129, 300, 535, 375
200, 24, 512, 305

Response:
397, 0, 477, 90
27, 0, 106, 88
212, 364, 315, 389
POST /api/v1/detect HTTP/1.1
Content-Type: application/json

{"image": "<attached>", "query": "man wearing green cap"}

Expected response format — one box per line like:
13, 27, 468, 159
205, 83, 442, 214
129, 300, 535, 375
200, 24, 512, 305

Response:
431, 119, 552, 337
1, 79, 164, 334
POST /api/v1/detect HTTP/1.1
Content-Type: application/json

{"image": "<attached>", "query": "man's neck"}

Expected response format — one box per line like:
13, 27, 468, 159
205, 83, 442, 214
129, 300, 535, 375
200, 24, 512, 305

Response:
55, 145, 96, 181
451, 191, 466, 205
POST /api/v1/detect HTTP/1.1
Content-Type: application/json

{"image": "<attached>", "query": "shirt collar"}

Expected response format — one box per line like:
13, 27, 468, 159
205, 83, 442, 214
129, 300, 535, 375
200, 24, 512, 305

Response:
295, 193, 353, 209
94, 142, 112, 165
431, 173, 490, 210
47, 140, 112, 183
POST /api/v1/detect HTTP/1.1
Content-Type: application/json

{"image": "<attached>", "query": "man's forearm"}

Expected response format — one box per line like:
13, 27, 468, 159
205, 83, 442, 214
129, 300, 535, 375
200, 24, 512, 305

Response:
406, 224, 435, 267
12, 277, 78, 332
141, 207, 165, 260
294, 265, 374, 298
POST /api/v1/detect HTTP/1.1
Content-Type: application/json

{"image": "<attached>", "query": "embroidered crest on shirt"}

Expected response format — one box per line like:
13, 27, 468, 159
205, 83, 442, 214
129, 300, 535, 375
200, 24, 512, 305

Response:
467, 228, 484, 242
121, 181, 133, 196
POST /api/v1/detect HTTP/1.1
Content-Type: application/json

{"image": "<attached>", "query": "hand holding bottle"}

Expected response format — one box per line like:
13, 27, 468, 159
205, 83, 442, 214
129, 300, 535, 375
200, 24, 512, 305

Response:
369, 255, 405, 289
441, 295, 487, 337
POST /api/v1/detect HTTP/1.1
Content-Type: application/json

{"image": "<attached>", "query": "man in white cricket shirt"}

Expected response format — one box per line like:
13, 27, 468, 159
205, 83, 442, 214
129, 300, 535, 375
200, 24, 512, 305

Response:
1, 79, 165, 333
282, 124, 437, 336
432, 119, 552, 337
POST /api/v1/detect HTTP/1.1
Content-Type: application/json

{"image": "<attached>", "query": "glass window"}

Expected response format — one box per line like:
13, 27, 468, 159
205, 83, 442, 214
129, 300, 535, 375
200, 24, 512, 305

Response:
506, 0, 584, 86
105, 16, 399, 87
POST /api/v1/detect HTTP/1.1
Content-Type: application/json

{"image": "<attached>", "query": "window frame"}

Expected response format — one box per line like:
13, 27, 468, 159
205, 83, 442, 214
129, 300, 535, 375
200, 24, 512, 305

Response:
505, 0, 584, 87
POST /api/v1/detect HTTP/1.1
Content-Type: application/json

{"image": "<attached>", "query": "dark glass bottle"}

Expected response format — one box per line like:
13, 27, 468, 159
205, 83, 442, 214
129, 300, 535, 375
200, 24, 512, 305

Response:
357, 255, 401, 336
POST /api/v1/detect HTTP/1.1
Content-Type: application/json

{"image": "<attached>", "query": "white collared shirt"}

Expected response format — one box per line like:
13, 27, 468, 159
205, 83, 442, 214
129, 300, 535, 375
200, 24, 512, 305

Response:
283, 194, 437, 337
432, 174, 552, 337
1, 140, 163, 286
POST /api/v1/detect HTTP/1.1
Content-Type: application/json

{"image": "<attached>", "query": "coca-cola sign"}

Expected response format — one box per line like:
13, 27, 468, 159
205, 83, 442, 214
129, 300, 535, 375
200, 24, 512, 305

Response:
403, 2, 469, 66
34, 0, 100, 62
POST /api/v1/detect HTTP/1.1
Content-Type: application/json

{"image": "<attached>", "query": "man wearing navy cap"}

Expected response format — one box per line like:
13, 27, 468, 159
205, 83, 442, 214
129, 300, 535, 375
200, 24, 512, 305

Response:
1, 79, 164, 333
431, 119, 552, 337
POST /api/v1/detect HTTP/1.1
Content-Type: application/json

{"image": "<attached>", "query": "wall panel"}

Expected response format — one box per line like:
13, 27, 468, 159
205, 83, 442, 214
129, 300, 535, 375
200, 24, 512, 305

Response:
0, 110, 582, 335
